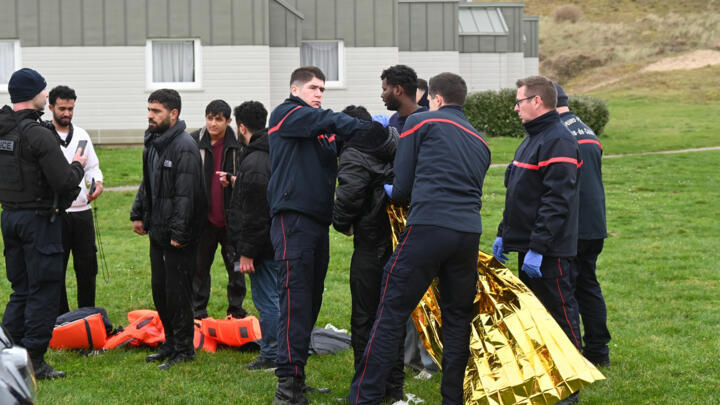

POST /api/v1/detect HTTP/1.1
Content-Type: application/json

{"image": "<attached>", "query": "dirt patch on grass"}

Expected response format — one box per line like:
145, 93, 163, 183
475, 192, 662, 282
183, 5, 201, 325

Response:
642, 50, 720, 72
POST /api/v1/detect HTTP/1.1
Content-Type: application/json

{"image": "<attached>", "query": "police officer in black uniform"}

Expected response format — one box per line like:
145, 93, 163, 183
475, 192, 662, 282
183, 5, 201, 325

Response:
555, 83, 611, 367
349, 72, 491, 405
0, 68, 87, 379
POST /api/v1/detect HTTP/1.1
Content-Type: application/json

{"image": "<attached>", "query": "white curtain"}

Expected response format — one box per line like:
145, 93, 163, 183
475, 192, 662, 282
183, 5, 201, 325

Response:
301, 42, 339, 81
0, 42, 15, 84
152, 40, 194, 83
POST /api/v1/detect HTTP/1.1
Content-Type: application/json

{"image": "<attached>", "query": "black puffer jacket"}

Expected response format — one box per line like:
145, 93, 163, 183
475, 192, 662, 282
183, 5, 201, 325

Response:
130, 121, 207, 246
227, 129, 274, 261
332, 126, 398, 253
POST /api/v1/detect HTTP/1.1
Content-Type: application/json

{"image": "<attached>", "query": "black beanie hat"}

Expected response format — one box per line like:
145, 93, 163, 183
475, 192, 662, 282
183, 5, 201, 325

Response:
8, 68, 47, 103
554, 82, 568, 108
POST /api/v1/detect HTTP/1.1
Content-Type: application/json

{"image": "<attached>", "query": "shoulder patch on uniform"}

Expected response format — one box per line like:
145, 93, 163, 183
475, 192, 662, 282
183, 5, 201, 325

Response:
0, 140, 14, 152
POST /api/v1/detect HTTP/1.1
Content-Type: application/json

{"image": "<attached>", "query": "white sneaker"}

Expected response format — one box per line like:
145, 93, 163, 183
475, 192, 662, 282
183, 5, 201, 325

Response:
413, 369, 434, 380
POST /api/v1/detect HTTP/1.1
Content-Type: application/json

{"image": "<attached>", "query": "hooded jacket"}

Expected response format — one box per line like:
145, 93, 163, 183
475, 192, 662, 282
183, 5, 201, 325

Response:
560, 111, 607, 240
266, 95, 381, 225
190, 126, 242, 221
498, 110, 581, 257
0, 106, 83, 210
227, 129, 274, 261
332, 125, 399, 253
130, 120, 207, 246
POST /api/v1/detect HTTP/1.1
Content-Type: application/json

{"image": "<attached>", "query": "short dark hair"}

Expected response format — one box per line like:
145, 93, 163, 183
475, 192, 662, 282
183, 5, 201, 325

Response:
341, 105, 372, 121
233, 101, 268, 132
417, 78, 428, 91
148, 89, 182, 115
380, 65, 417, 99
49, 85, 77, 105
429, 72, 467, 106
205, 99, 231, 120
516, 75, 557, 109
290, 66, 325, 87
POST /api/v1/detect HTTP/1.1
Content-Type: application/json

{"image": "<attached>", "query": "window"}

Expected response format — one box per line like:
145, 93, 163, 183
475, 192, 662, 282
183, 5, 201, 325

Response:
145, 39, 202, 90
458, 8, 509, 35
0, 41, 21, 93
300, 41, 344, 88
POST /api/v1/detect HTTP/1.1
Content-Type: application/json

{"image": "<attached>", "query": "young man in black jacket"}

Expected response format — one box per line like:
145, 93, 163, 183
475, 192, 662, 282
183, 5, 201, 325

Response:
268, 66, 385, 405
381, 65, 427, 132
0, 68, 87, 379
493, 76, 582, 404
131, 89, 207, 370
190, 100, 247, 320
332, 105, 403, 402
349, 73, 491, 405
226, 101, 279, 371
555, 83, 611, 367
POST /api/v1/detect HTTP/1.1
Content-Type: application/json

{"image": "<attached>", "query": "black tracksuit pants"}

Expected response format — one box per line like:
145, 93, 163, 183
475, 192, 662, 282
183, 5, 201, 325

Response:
270, 212, 329, 379
192, 223, 247, 319
1, 210, 64, 358
150, 239, 196, 355
59, 209, 98, 314
575, 238, 610, 362
349, 246, 405, 398
518, 253, 582, 350
349, 225, 480, 405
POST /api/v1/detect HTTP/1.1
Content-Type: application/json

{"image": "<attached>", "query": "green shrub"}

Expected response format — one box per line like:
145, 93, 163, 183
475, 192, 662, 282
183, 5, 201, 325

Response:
568, 95, 610, 136
464, 89, 610, 137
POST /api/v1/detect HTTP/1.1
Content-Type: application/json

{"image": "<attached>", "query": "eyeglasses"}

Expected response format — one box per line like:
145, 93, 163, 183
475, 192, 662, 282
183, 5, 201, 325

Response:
515, 95, 537, 107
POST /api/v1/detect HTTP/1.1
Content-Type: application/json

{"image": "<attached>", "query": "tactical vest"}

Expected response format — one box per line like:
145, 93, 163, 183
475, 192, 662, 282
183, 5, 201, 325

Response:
0, 118, 52, 206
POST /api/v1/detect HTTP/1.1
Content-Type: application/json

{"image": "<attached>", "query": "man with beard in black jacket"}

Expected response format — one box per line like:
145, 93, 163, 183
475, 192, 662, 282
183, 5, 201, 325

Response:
493, 76, 582, 405
332, 105, 402, 402
131, 89, 207, 370
0, 68, 86, 379
190, 99, 247, 320
225, 101, 280, 371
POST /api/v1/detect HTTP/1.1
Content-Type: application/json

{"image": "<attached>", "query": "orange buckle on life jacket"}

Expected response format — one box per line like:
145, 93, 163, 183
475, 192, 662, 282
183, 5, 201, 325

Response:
50, 313, 108, 350
103, 310, 165, 350
200, 315, 261, 347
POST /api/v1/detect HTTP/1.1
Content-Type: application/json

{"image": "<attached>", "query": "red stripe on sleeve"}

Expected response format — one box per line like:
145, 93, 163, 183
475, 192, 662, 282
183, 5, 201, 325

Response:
268, 105, 302, 135
578, 139, 603, 149
400, 118, 488, 148
512, 160, 539, 170
538, 157, 582, 167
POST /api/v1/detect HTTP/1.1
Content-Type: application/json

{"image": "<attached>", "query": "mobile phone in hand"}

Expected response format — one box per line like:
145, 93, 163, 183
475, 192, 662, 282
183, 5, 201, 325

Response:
76, 140, 88, 155
89, 178, 96, 195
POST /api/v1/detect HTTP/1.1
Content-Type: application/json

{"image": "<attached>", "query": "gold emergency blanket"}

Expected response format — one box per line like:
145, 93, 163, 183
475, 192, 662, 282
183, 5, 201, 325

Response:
387, 205, 604, 405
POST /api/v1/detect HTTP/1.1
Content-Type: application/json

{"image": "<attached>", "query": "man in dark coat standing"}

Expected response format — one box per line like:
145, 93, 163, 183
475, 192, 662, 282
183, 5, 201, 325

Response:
493, 76, 582, 404
190, 99, 247, 320
555, 83, 611, 367
131, 89, 207, 370
0, 68, 86, 379
332, 105, 403, 402
349, 72, 491, 405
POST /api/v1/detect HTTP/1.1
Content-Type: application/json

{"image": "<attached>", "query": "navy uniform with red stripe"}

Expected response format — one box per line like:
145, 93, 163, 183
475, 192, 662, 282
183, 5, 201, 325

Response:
267, 94, 375, 383
498, 109, 583, 350
561, 111, 611, 365
349, 105, 491, 404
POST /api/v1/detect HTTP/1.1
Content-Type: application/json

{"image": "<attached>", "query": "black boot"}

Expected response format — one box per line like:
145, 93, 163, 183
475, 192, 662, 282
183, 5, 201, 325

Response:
274, 376, 309, 405
31, 357, 66, 380
145, 344, 174, 363
158, 351, 195, 370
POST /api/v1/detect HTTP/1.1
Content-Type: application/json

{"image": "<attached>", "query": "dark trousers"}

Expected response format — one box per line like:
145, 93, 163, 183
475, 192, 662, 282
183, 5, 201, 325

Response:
150, 239, 196, 354
575, 238, 610, 361
192, 223, 247, 319
270, 212, 329, 378
59, 209, 98, 314
349, 246, 405, 398
349, 225, 480, 405
1, 210, 64, 358
519, 253, 582, 350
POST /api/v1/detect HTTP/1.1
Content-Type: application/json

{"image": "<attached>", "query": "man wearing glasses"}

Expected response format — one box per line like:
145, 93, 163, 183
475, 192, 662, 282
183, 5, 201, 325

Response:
492, 75, 582, 404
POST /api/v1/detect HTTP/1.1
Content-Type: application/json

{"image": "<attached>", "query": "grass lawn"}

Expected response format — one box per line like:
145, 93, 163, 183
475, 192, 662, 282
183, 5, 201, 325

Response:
0, 145, 717, 403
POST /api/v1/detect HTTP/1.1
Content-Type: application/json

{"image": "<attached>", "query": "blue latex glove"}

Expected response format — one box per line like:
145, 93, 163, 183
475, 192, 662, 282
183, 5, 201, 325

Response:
492, 237, 508, 263
521, 249, 543, 278
383, 184, 393, 199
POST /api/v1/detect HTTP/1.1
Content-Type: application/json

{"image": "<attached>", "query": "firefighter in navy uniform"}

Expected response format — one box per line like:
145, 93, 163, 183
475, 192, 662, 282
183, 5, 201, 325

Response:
555, 83, 611, 367
349, 73, 491, 405
0, 68, 86, 379
493, 76, 582, 405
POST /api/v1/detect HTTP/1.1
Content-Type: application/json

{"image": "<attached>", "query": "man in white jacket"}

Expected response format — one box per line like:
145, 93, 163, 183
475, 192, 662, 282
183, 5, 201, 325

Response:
47, 85, 104, 315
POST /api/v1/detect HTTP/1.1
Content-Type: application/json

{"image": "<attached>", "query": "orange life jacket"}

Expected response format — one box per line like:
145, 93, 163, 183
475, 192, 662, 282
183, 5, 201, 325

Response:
103, 310, 165, 350
49, 313, 107, 350
194, 320, 217, 353
200, 315, 262, 347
